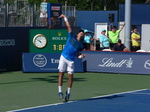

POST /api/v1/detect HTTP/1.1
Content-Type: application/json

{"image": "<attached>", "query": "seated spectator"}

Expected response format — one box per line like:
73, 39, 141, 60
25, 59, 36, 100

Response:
112, 39, 129, 51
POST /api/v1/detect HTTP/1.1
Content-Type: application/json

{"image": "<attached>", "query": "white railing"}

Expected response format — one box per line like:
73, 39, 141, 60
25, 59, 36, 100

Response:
0, 2, 77, 27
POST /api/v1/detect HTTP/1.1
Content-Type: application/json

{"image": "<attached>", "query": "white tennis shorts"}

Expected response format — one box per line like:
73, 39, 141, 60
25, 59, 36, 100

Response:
58, 55, 74, 74
40, 13, 47, 18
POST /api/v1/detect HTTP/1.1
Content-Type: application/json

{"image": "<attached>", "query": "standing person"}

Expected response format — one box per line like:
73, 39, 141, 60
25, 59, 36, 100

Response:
97, 29, 110, 50
58, 14, 85, 102
131, 27, 141, 51
131, 25, 140, 34
40, 0, 48, 26
108, 24, 125, 49
83, 29, 92, 50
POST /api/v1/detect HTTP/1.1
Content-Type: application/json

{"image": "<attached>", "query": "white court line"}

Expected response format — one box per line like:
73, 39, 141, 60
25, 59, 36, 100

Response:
130, 93, 150, 95
7, 89, 148, 112
7, 101, 74, 112
91, 89, 148, 99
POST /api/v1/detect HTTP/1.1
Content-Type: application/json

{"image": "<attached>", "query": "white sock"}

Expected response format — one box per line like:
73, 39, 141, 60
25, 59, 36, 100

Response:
67, 88, 71, 94
58, 86, 62, 93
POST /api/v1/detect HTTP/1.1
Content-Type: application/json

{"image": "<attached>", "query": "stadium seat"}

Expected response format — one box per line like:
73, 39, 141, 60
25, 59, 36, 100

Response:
102, 49, 112, 51
136, 50, 146, 52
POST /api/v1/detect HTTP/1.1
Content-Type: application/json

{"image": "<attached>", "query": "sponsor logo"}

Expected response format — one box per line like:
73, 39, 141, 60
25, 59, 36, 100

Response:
51, 58, 59, 63
33, 54, 47, 67
52, 37, 67, 40
144, 60, 150, 69
58, 32, 62, 36
51, 32, 67, 40
98, 58, 133, 68
0, 39, 15, 46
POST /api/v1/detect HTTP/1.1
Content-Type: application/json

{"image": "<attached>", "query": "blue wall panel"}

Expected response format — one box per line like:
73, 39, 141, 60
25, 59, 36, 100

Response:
119, 4, 150, 25
77, 11, 118, 32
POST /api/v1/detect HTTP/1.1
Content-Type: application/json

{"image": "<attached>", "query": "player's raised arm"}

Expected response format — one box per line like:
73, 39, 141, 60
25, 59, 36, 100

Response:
59, 14, 72, 33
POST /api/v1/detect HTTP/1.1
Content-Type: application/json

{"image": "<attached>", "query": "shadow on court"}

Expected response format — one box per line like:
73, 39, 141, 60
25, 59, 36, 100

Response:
0, 75, 87, 85
81, 95, 124, 101
31, 75, 87, 83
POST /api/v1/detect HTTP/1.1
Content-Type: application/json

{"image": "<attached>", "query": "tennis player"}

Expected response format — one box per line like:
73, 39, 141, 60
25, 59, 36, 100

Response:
58, 14, 85, 102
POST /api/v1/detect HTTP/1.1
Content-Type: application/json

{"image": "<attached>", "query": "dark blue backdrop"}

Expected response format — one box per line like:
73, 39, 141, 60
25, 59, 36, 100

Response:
119, 4, 150, 25
0, 27, 81, 71
77, 11, 118, 32
76, 4, 150, 33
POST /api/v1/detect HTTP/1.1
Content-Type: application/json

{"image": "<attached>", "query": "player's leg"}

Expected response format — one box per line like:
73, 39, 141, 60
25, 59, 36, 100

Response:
68, 73, 73, 88
65, 60, 74, 102
58, 72, 64, 99
58, 55, 67, 99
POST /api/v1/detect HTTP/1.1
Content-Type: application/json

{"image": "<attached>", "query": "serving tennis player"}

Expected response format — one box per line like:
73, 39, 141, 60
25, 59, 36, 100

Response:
58, 14, 85, 102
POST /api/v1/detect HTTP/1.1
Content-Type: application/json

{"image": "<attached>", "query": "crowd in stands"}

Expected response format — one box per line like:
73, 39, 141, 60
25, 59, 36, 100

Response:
39, 0, 142, 52
83, 25, 142, 52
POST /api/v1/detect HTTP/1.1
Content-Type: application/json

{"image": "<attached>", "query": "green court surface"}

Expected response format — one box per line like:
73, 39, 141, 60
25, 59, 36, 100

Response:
0, 71, 150, 112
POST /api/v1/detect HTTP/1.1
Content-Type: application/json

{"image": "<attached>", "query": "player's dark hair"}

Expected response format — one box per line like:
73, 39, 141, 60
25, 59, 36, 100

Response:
75, 30, 84, 42
77, 30, 84, 34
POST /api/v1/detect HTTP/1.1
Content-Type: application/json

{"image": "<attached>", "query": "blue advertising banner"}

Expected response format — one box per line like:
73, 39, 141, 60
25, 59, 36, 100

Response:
22, 53, 84, 73
83, 51, 150, 75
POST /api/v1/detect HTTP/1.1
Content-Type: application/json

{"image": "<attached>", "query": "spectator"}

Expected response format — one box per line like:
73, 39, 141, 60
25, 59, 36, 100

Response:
108, 24, 125, 49
97, 29, 110, 50
83, 30, 93, 50
131, 25, 140, 34
112, 39, 129, 51
95, 36, 100, 50
131, 27, 141, 51
40, 0, 48, 26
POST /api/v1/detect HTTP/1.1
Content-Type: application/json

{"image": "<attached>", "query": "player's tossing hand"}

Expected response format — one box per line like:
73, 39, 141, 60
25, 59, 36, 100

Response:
78, 54, 86, 59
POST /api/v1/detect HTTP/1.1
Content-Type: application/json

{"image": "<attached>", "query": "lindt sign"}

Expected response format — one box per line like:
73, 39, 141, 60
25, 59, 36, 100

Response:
98, 58, 133, 68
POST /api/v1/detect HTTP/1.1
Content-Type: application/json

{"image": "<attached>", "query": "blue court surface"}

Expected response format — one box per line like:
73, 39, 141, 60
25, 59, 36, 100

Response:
8, 89, 150, 112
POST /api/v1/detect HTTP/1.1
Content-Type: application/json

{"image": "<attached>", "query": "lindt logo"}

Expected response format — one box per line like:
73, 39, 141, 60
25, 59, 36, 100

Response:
98, 58, 133, 68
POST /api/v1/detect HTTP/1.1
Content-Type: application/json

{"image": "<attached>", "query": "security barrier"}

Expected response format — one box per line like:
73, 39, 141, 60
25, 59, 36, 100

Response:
83, 51, 150, 75
22, 53, 84, 73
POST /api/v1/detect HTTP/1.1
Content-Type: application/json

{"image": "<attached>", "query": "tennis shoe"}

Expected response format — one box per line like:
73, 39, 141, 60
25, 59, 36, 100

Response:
58, 92, 64, 100
65, 91, 70, 102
